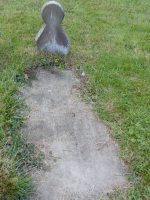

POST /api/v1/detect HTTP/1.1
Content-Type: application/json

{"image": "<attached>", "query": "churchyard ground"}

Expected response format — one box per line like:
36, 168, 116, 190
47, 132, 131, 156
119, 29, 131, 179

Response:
0, 0, 150, 199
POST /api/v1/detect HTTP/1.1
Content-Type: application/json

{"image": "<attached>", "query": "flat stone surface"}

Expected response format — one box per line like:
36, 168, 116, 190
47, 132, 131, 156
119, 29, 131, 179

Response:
35, 1, 69, 54
21, 68, 127, 200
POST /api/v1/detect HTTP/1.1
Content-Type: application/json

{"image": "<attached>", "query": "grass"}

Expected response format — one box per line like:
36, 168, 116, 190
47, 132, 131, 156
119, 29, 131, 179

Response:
0, 0, 150, 199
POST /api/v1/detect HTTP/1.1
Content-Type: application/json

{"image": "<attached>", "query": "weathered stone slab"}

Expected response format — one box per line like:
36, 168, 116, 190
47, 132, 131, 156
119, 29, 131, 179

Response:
21, 68, 127, 200
35, 1, 69, 55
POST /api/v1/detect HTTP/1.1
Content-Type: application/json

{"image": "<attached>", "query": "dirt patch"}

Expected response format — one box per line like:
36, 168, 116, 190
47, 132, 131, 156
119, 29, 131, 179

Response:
21, 68, 127, 200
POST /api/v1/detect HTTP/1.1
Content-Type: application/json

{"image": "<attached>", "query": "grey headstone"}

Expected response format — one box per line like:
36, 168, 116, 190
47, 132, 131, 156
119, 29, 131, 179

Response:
35, 1, 69, 55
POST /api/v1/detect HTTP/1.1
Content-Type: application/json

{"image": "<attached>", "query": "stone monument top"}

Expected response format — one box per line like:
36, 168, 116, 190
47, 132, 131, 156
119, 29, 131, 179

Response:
35, 1, 69, 55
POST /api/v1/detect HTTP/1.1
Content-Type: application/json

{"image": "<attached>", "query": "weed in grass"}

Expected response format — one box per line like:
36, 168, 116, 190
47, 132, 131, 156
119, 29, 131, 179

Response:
0, 151, 34, 200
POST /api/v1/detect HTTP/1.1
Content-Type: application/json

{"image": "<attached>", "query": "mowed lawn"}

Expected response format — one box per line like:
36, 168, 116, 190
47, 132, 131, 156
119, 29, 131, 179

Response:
0, 0, 150, 199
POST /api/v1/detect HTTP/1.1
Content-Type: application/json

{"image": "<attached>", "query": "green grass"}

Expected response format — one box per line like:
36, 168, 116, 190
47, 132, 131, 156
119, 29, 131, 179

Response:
0, 0, 150, 199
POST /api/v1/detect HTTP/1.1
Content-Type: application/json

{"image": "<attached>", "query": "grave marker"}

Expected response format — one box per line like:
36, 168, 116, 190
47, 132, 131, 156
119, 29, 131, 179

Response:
35, 1, 69, 55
